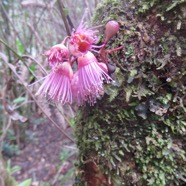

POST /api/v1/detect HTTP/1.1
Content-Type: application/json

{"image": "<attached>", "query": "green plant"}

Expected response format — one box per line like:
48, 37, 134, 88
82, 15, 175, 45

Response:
18, 179, 32, 186
5, 159, 32, 186
6, 159, 21, 175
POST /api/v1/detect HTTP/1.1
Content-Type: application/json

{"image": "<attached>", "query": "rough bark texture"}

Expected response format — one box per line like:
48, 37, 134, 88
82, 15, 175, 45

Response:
75, 0, 186, 185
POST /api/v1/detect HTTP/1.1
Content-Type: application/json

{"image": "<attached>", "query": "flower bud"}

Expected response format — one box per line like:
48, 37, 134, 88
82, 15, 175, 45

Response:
105, 20, 120, 43
107, 63, 116, 74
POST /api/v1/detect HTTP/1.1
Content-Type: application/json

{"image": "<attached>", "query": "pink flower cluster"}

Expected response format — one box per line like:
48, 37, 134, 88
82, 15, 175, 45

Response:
36, 20, 120, 106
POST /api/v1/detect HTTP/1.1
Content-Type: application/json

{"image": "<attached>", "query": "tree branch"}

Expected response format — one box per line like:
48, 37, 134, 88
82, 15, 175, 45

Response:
57, 0, 71, 36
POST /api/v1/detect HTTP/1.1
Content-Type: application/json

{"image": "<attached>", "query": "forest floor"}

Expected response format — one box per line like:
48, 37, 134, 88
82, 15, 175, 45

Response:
10, 114, 77, 186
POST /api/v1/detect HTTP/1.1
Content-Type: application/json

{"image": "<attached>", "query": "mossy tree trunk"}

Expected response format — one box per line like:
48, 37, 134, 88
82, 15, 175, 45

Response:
75, 0, 186, 185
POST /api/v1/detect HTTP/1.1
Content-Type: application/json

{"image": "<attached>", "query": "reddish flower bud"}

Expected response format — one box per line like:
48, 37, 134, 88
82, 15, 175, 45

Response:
105, 20, 120, 43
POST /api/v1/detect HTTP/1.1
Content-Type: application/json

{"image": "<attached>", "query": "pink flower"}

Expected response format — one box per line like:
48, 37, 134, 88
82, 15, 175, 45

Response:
68, 21, 98, 57
71, 72, 83, 106
44, 44, 69, 67
73, 51, 112, 105
36, 62, 73, 104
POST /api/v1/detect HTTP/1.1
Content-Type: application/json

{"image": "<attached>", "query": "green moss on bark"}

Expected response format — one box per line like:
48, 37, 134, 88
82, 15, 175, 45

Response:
75, 0, 186, 185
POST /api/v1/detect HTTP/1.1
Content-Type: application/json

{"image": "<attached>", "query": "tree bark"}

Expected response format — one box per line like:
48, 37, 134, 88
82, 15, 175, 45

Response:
74, 0, 186, 185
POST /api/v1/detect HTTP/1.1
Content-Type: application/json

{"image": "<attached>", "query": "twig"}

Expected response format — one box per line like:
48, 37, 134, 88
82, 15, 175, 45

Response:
95, 0, 98, 7
57, 0, 74, 30
0, 85, 12, 145
0, 174, 5, 186
14, 100, 44, 109
26, 22, 46, 49
51, 162, 70, 185
22, 55, 48, 75
0, 38, 21, 59
26, 0, 50, 51
84, 0, 92, 18
57, 0, 71, 36
0, 38, 41, 80
0, 2, 26, 52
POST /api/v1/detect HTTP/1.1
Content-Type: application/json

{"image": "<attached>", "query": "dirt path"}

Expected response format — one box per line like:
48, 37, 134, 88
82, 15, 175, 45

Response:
11, 117, 76, 186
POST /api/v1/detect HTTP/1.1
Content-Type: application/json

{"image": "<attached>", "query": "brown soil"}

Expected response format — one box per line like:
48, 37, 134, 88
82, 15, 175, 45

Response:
11, 115, 76, 186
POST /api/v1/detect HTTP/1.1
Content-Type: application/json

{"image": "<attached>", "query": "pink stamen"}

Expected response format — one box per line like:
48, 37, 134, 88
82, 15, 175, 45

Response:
36, 62, 73, 105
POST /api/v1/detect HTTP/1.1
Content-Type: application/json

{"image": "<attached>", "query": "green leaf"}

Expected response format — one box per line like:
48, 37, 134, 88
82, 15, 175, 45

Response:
176, 46, 182, 57
130, 69, 137, 77
167, 139, 172, 149
16, 39, 25, 55
113, 153, 122, 162
125, 87, 132, 102
29, 64, 36, 81
6, 159, 12, 175
18, 179, 32, 186
69, 117, 75, 128
13, 97, 26, 104
63, 8, 69, 16
10, 165, 21, 174
177, 20, 182, 30
29, 64, 36, 72
166, 0, 185, 12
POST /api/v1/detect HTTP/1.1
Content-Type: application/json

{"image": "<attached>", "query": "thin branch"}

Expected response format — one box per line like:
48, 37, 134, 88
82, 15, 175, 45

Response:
0, 38, 41, 79
84, 0, 92, 18
57, 0, 71, 36
95, 0, 98, 8
0, 38, 21, 59
26, 22, 46, 49
62, 3, 74, 30
57, 0, 74, 30
22, 55, 48, 75
26, 0, 52, 51
0, 2, 27, 52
